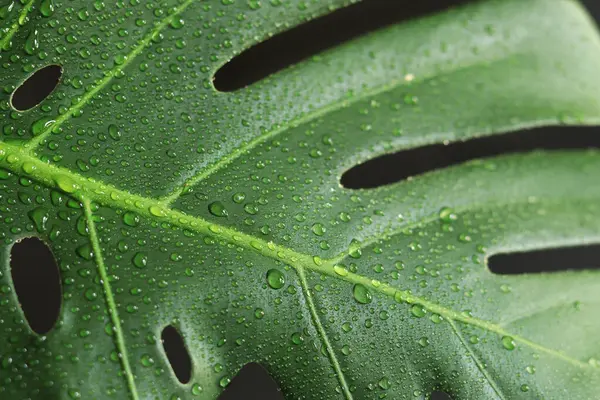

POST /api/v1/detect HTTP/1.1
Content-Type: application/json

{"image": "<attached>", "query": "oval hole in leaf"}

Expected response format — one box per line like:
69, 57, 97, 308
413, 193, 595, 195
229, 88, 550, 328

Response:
161, 325, 192, 383
218, 363, 283, 400
213, 0, 473, 91
11, 65, 62, 111
10, 237, 61, 335
489, 244, 600, 274
431, 391, 453, 400
341, 126, 600, 189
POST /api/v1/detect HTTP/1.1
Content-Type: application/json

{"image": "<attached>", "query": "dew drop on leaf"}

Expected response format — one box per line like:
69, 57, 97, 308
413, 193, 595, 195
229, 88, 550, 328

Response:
352, 284, 372, 304
232, 192, 246, 203
132, 252, 148, 269
291, 332, 304, 345
123, 212, 140, 227
191, 383, 203, 396
378, 377, 390, 390
219, 376, 230, 388
266, 269, 285, 289
40, 0, 55, 17
333, 264, 349, 276
411, 304, 426, 318
502, 335, 516, 350
140, 354, 154, 367
28, 207, 49, 232
311, 223, 326, 236
208, 201, 228, 217
55, 176, 78, 193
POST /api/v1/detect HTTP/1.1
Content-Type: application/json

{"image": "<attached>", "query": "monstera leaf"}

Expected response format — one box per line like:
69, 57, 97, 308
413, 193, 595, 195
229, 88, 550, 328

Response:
2, 0, 600, 399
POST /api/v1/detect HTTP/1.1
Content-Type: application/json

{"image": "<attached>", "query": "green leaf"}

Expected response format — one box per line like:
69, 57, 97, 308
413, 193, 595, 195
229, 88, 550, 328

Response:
1, 0, 600, 399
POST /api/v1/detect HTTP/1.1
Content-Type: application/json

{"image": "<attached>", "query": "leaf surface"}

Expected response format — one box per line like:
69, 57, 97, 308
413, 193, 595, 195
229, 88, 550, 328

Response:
1, 0, 600, 399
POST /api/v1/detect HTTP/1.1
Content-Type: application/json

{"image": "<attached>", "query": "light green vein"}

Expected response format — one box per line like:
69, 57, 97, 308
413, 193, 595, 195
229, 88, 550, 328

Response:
448, 319, 506, 400
160, 47, 521, 205
307, 263, 594, 370
83, 200, 140, 400
0, 0, 35, 51
297, 267, 353, 400
0, 139, 595, 376
23, 0, 197, 152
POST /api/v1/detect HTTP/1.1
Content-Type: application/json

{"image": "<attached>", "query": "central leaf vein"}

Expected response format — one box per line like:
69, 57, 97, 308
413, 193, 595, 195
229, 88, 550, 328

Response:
0, 140, 593, 378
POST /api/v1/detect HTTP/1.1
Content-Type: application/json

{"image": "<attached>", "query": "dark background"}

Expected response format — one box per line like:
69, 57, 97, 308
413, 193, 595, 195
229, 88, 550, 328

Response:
9, 1, 600, 399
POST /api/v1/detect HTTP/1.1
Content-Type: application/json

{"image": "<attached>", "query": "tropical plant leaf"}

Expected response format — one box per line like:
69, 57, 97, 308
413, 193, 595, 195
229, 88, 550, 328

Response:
1, 0, 600, 399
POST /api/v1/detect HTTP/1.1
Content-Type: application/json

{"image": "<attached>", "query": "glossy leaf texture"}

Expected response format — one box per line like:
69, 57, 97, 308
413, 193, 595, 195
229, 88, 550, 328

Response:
1, 0, 600, 399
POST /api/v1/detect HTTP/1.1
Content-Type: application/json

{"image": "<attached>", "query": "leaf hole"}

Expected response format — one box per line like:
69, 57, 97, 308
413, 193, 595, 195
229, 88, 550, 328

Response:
489, 244, 600, 274
431, 391, 453, 400
161, 325, 192, 384
214, 0, 473, 91
10, 237, 62, 335
341, 126, 600, 189
218, 363, 283, 400
11, 64, 62, 111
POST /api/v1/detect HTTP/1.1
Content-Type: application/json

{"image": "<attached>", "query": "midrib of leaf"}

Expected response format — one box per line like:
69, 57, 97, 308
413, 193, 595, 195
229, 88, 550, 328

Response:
22, 0, 198, 152
0, 0, 35, 51
83, 200, 140, 400
0, 139, 595, 377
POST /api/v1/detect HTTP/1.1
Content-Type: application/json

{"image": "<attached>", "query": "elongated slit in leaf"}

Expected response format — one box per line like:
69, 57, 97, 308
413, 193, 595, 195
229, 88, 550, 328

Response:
213, 0, 473, 91
10, 237, 62, 335
489, 244, 600, 274
431, 391, 453, 400
218, 363, 283, 400
341, 126, 600, 189
10, 65, 62, 111
161, 325, 192, 383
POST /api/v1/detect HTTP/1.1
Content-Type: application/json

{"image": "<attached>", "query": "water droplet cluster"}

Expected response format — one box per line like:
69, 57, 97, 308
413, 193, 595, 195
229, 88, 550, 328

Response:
0, 0, 599, 398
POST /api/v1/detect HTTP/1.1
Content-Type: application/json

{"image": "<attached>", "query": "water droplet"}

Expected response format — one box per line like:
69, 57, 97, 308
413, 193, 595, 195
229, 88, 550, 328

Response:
430, 314, 443, 324
266, 269, 285, 289
123, 212, 140, 227
439, 207, 457, 222
378, 377, 390, 390
291, 332, 303, 345
28, 207, 49, 232
311, 223, 326, 236
411, 304, 426, 318
352, 284, 372, 304
76, 244, 93, 261
149, 205, 165, 217
501, 335, 516, 350
40, 0, 55, 17
333, 264, 348, 276
24, 29, 39, 55
31, 117, 55, 136
132, 253, 147, 269
191, 383, 203, 395
232, 192, 245, 203
348, 239, 362, 258
55, 176, 78, 193
219, 376, 230, 388
140, 354, 154, 367
208, 201, 228, 217
0, 3, 15, 21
